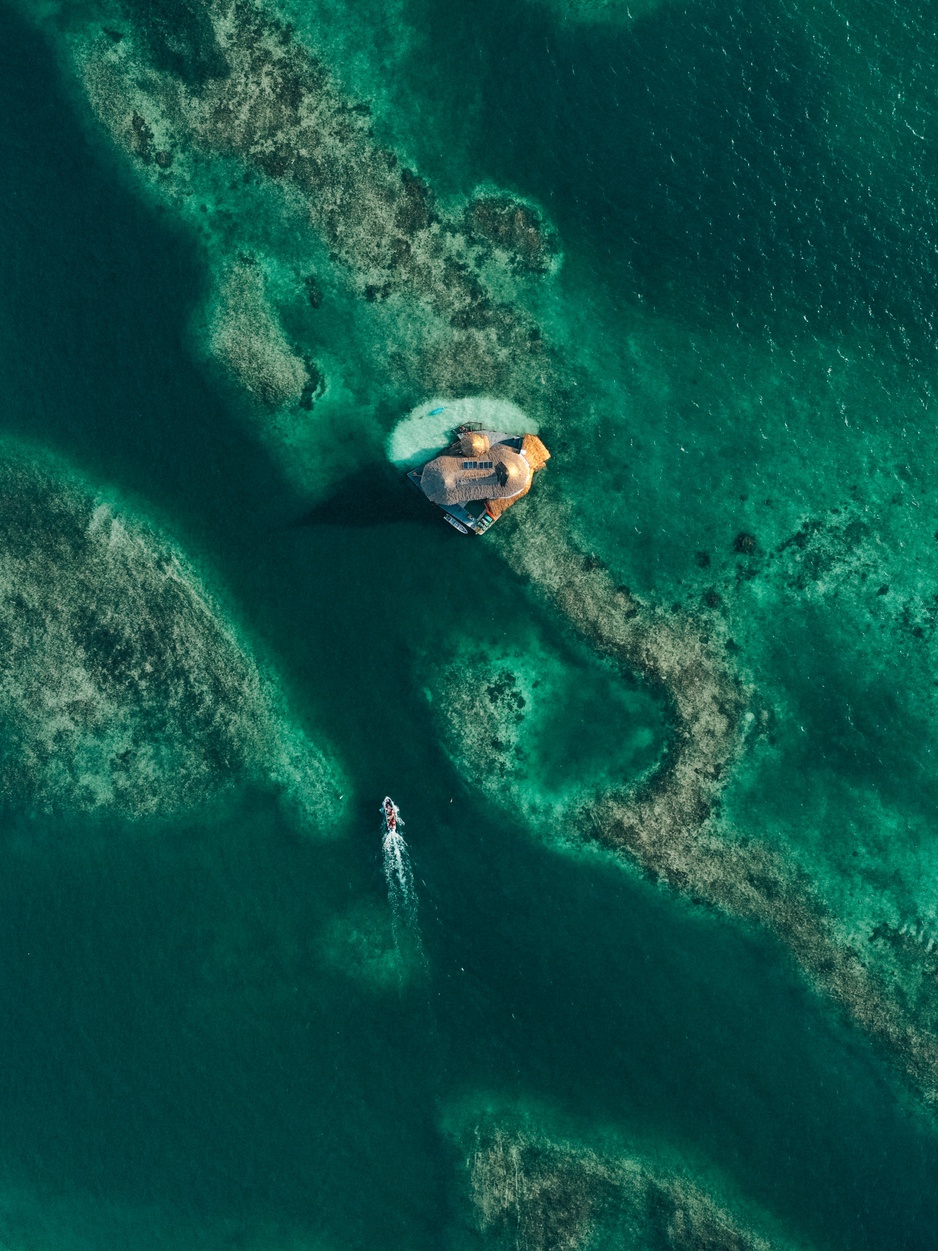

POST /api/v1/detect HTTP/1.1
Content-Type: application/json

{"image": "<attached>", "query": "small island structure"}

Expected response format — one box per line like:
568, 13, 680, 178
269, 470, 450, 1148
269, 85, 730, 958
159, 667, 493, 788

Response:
407, 424, 551, 534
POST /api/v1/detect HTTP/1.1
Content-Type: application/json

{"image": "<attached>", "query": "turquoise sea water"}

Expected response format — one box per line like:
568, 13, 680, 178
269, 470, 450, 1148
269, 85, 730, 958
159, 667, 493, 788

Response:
3, 2, 938, 1248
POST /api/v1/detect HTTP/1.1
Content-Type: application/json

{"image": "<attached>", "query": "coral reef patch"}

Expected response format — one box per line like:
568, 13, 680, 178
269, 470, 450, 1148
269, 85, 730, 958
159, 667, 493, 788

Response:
493, 498, 938, 1103
0, 442, 343, 825
449, 1101, 805, 1251
427, 630, 664, 820
69, 0, 562, 428
464, 193, 558, 275
497, 496, 745, 874
208, 259, 310, 406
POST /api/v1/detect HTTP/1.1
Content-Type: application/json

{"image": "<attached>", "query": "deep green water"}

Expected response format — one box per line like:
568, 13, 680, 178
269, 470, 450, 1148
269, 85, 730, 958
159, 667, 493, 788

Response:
3, 2, 938, 1249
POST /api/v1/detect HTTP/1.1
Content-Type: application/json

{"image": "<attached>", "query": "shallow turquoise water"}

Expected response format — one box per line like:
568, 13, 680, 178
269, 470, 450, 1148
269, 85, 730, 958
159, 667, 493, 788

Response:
2, 3, 938, 1249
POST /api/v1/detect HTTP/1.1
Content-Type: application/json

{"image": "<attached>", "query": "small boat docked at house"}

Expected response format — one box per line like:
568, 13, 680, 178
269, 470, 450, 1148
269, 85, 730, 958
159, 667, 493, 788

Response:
406, 424, 550, 535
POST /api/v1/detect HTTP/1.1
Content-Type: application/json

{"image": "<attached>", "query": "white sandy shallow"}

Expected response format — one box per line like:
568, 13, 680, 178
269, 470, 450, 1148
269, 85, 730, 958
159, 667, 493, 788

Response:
386, 396, 537, 469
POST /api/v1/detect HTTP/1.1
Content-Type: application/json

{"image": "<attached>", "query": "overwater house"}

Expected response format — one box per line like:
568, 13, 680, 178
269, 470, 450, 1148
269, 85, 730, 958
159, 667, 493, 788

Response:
408, 426, 550, 534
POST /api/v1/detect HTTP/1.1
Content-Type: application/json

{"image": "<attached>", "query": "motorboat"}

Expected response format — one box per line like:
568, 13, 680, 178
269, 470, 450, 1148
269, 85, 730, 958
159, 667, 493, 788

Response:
382, 795, 400, 838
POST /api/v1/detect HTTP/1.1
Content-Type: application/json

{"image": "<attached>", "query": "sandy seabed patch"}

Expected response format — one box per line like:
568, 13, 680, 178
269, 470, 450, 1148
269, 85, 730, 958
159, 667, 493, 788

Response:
387, 396, 537, 470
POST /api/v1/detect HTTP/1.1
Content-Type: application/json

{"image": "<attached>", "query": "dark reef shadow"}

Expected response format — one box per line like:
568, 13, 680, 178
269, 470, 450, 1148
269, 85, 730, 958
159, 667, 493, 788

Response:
296, 462, 442, 530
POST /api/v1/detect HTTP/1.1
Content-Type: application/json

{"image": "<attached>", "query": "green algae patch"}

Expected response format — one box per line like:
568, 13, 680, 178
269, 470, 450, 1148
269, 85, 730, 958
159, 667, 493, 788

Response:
444, 1098, 808, 1251
0, 442, 345, 829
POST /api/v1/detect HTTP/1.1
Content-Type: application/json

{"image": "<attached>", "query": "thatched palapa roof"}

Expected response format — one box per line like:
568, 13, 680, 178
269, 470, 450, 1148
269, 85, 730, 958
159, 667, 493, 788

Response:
419, 431, 550, 516
521, 433, 550, 473
480, 434, 550, 518
420, 443, 530, 506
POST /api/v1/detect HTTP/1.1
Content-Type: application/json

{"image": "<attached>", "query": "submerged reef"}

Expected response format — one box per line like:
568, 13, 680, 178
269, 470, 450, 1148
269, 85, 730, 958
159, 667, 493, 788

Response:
464, 193, 558, 275
492, 496, 938, 1104
428, 631, 663, 818
696, 496, 938, 1102
320, 900, 424, 991
498, 495, 746, 873
449, 1102, 803, 1251
0, 443, 342, 824
208, 259, 310, 406
70, 0, 561, 424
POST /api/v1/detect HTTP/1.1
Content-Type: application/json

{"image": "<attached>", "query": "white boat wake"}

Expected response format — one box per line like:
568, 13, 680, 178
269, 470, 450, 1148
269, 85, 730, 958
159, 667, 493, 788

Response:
381, 798, 426, 968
